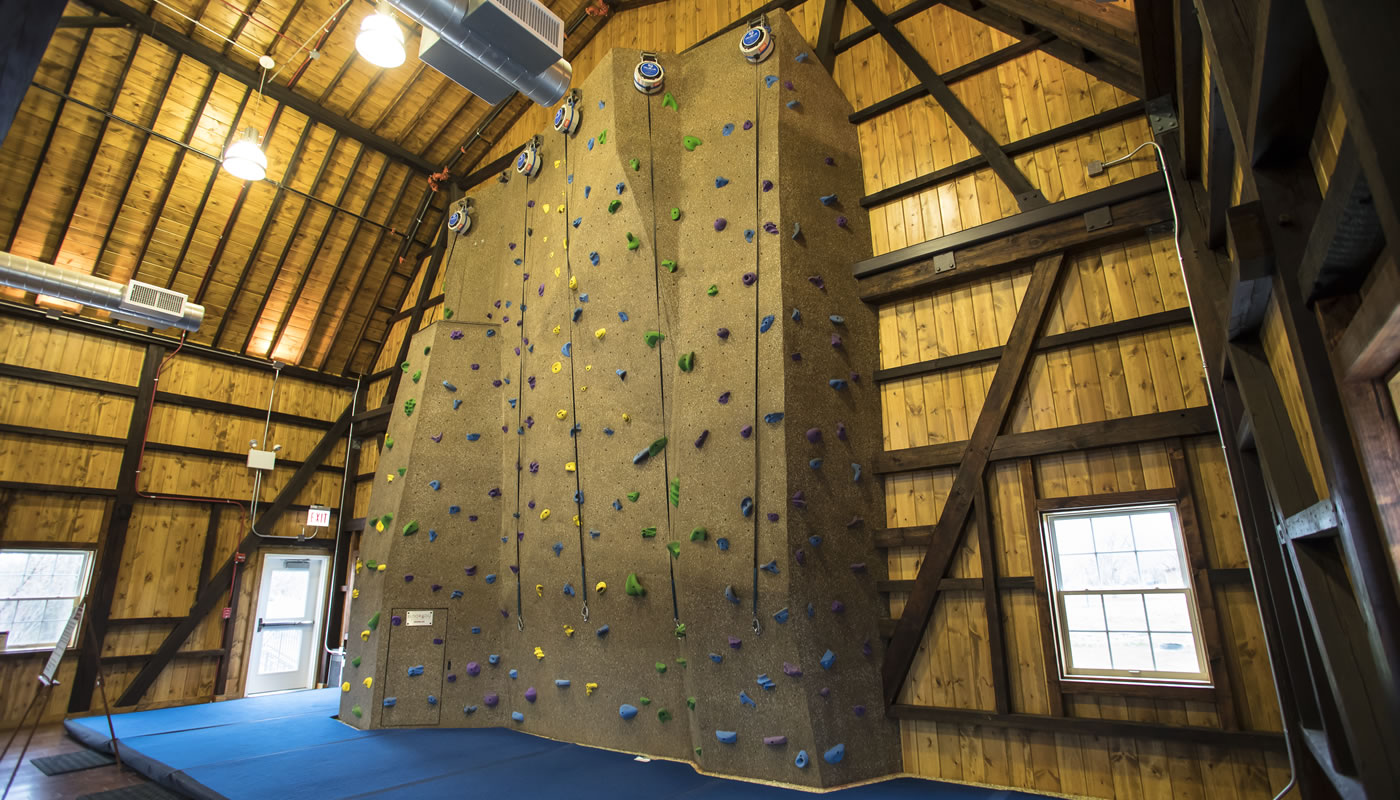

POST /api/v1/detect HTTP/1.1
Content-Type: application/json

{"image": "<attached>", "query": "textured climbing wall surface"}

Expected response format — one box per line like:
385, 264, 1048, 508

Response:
342, 13, 898, 787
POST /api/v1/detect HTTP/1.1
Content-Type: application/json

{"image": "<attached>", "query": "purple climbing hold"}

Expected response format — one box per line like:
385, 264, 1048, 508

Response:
863, 640, 873, 657
766, 512, 779, 522
718, 391, 731, 405
741, 272, 757, 286
784, 80, 794, 90
795, 550, 805, 566
850, 372, 861, 382
529, 461, 539, 474
825, 156, 835, 165
763, 221, 778, 234
525, 687, 537, 703
808, 276, 825, 289
392, 615, 403, 626
764, 736, 788, 746
791, 491, 806, 509
404, 575, 413, 583
831, 600, 845, 614
850, 563, 867, 573
836, 216, 848, 228
743, 120, 753, 130
783, 662, 803, 677
728, 636, 742, 650
740, 425, 752, 439
488, 488, 502, 498
717, 327, 730, 340
484, 692, 499, 707
761, 179, 773, 191
854, 705, 867, 717
831, 334, 843, 348
467, 662, 481, 676
790, 352, 802, 361
837, 422, 847, 440
527, 200, 535, 208
694, 430, 710, 449
451, 330, 463, 340
819, 687, 831, 698
465, 566, 477, 576
806, 428, 821, 443
714, 218, 727, 231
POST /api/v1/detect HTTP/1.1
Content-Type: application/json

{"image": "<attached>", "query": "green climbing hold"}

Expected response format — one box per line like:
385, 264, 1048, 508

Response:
675, 657, 687, 667
648, 437, 667, 456
655, 662, 667, 674
644, 330, 665, 348
423, 346, 430, 355
444, 308, 453, 319
695, 747, 703, 756
597, 129, 608, 144
661, 259, 677, 273
626, 232, 640, 250
403, 398, 416, 416
351, 704, 363, 718
367, 612, 380, 631
397, 468, 405, 477
687, 697, 696, 710
366, 560, 378, 569
411, 370, 421, 383
706, 285, 717, 296
627, 491, 640, 502
674, 622, 686, 638
402, 520, 419, 536
669, 477, 679, 507
401, 361, 411, 372
625, 573, 645, 596
683, 135, 701, 151
667, 541, 680, 559
352, 656, 362, 667
662, 92, 677, 111
657, 709, 672, 722
690, 527, 707, 541
381, 513, 394, 525
608, 199, 621, 214
678, 351, 695, 372
629, 158, 640, 171
385, 437, 394, 449
670, 207, 680, 221
641, 526, 657, 539
639, 696, 651, 705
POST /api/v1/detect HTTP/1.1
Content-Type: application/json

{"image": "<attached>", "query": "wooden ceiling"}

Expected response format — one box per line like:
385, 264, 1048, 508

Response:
0, 0, 595, 375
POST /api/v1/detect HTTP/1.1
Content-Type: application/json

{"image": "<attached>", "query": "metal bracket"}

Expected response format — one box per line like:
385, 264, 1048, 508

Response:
1015, 189, 1048, 209
932, 251, 956, 274
1084, 206, 1114, 232
1145, 96, 1178, 134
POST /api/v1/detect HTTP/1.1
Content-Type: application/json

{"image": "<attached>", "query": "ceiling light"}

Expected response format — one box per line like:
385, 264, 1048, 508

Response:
356, 3, 406, 68
223, 127, 268, 181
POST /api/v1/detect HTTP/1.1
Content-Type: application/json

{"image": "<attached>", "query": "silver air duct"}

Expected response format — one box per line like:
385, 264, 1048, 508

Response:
0, 251, 205, 333
390, 0, 572, 107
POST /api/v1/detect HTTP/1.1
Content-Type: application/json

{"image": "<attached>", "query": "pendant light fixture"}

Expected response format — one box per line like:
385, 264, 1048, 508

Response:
223, 126, 268, 181
356, 2, 407, 68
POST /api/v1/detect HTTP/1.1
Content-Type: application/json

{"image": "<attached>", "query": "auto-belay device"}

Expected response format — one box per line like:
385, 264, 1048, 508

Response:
739, 18, 774, 63
515, 136, 542, 178
633, 52, 664, 94
553, 89, 582, 135
447, 197, 473, 235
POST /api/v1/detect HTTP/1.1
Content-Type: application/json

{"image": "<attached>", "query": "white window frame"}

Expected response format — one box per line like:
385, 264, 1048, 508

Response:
0, 547, 97, 653
1041, 503, 1213, 685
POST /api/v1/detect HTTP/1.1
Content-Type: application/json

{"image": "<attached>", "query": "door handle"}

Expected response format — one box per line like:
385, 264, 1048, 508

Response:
257, 619, 312, 632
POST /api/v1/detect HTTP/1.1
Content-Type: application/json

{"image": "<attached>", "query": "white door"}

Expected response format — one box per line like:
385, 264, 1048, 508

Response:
245, 554, 329, 695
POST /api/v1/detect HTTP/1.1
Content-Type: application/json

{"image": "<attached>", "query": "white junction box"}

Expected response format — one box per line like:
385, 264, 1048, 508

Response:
246, 448, 277, 471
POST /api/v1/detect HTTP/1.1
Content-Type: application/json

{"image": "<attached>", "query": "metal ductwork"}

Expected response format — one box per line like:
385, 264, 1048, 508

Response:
0, 251, 205, 333
389, 0, 572, 106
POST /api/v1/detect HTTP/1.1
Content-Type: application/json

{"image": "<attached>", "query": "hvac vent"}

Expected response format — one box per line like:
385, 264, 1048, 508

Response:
123, 280, 188, 322
491, 0, 562, 55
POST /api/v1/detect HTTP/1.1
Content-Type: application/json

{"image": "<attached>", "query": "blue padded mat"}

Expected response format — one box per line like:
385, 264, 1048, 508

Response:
66, 688, 338, 751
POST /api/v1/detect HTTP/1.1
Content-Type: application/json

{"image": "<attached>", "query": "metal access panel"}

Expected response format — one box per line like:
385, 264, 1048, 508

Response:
380, 608, 447, 727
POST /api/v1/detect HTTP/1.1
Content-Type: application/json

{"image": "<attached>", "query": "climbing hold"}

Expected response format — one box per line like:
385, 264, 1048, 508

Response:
694, 430, 709, 448
641, 526, 657, 539
715, 176, 729, 188
820, 650, 836, 670
756, 674, 775, 690
351, 705, 363, 718
725, 585, 739, 604
512, 711, 524, 723
741, 497, 754, 517
534, 646, 545, 660
669, 477, 680, 506
764, 412, 784, 424
596, 624, 610, 637
683, 135, 702, 151
608, 199, 621, 213
786, 99, 800, 109
721, 122, 734, 136
540, 509, 551, 521
589, 251, 600, 266
716, 327, 729, 340
595, 581, 607, 594
626, 232, 640, 250
836, 215, 848, 227
745, 229, 755, 242
717, 731, 738, 744
772, 607, 789, 623
714, 218, 727, 231
741, 272, 757, 287
739, 691, 756, 708
367, 612, 381, 631
403, 398, 416, 416
484, 692, 499, 707
710, 653, 723, 664
466, 662, 481, 676
662, 92, 678, 110
598, 129, 608, 144
644, 330, 665, 348
586, 683, 598, 696
657, 709, 673, 722
795, 550, 805, 565
661, 259, 677, 273
573, 216, 582, 228
411, 370, 421, 383
667, 541, 680, 559
690, 527, 707, 542
795, 750, 809, 768
819, 193, 837, 206
678, 351, 695, 371
760, 314, 775, 333
760, 559, 779, 574
655, 661, 668, 674
740, 425, 753, 439
639, 697, 651, 706
627, 491, 640, 502
728, 636, 742, 650
341, 682, 350, 692
765, 74, 778, 88
625, 573, 645, 596
782, 662, 802, 677
831, 334, 843, 348
718, 391, 731, 404
854, 705, 867, 717
831, 600, 846, 614
824, 744, 845, 764
525, 687, 537, 703
764, 736, 787, 746
716, 537, 729, 550
829, 379, 847, 390
383, 697, 397, 707
670, 207, 680, 221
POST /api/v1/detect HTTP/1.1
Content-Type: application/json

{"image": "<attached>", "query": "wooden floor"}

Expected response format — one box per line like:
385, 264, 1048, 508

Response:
0, 723, 155, 800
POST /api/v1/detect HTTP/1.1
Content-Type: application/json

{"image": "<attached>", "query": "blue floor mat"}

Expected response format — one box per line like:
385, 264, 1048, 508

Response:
65, 689, 338, 751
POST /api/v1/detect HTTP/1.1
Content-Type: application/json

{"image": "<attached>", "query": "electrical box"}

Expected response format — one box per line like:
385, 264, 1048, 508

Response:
247, 448, 277, 471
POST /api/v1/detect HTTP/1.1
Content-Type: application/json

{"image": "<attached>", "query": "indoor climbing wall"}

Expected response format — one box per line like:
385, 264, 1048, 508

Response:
341, 11, 900, 788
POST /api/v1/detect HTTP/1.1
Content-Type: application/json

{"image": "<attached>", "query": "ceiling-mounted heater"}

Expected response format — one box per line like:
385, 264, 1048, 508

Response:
390, 0, 572, 106
0, 251, 204, 332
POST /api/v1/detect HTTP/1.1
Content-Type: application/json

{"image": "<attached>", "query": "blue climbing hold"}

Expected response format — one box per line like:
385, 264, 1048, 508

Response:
765, 75, 778, 88
408, 665, 424, 676
603, 427, 615, 436
587, 138, 595, 150
512, 711, 524, 722
453, 398, 462, 409
721, 123, 734, 136
760, 314, 775, 333
796, 750, 810, 768
618, 311, 629, 321
740, 497, 753, 517
612, 499, 623, 510
552, 542, 564, 556
596, 624, 610, 636
563, 583, 574, 597
756, 674, 776, 690
764, 412, 784, 424
819, 193, 837, 206
852, 463, 862, 482
820, 649, 836, 670
795, 52, 809, 62
472, 626, 481, 634
809, 535, 822, 547
824, 744, 845, 764
589, 529, 600, 539
807, 603, 815, 618
562, 342, 572, 357
589, 251, 600, 265
428, 529, 438, 542
466, 433, 481, 441
809, 458, 823, 469
717, 730, 738, 744
509, 669, 518, 678
584, 185, 591, 198
745, 229, 755, 243
428, 695, 438, 706
724, 585, 739, 604
574, 490, 584, 504
739, 692, 756, 708
761, 559, 779, 575
620, 703, 638, 719
616, 182, 625, 195
429, 480, 441, 490
485, 574, 497, 584
465, 705, 478, 714
772, 607, 789, 624
580, 294, 589, 302
786, 100, 800, 109
383, 697, 397, 707
616, 369, 627, 379
829, 379, 847, 390
573, 217, 582, 228
829, 315, 845, 325
717, 537, 729, 550
715, 176, 729, 188
572, 308, 582, 322
442, 381, 457, 392
791, 308, 802, 322
489, 654, 500, 664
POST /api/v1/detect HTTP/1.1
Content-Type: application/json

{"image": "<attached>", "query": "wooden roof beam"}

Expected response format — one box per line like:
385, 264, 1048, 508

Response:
83, 0, 435, 175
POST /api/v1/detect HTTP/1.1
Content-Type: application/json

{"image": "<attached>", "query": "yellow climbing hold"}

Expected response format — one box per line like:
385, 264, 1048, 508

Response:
579, 385, 588, 392
565, 461, 576, 472
556, 409, 568, 420
342, 682, 351, 692
595, 581, 607, 594
554, 159, 561, 168
352, 589, 360, 599
558, 204, 565, 214
374, 518, 385, 532
536, 584, 544, 597
586, 682, 599, 696
563, 625, 575, 637
551, 361, 563, 373
361, 629, 371, 641
595, 328, 606, 339
543, 204, 551, 213
355, 559, 363, 573
376, 563, 386, 572
385, 473, 394, 482
572, 514, 581, 527
534, 646, 545, 660
552, 324, 562, 335
554, 267, 561, 277
622, 413, 631, 422
363, 677, 373, 688
569, 275, 578, 289
540, 509, 551, 520
584, 364, 592, 371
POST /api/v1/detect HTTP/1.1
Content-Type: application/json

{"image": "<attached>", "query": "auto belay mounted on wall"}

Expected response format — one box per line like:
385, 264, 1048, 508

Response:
447, 196, 473, 235
739, 17, 774, 63
633, 52, 664, 94
515, 135, 542, 178
553, 89, 582, 135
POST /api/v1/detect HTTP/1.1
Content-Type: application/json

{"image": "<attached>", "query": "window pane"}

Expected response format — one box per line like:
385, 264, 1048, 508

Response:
1058, 555, 1100, 590
1097, 553, 1142, 587
0, 553, 28, 597
1144, 593, 1193, 632
258, 628, 304, 675
1108, 632, 1155, 670
1054, 517, 1095, 555
1092, 515, 1134, 552
266, 569, 310, 620
1068, 631, 1112, 670
1151, 632, 1201, 673
1064, 594, 1105, 631
1137, 549, 1186, 588
1103, 593, 1148, 631
1131, 511, 1176, 550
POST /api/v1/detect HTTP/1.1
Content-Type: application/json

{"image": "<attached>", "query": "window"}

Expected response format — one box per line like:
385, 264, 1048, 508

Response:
0, 549, 96, 652
1042, 505, 1211, 684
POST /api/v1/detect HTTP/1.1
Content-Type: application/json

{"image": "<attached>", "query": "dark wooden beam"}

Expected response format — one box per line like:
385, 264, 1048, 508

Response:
1334, 250, 1400, 381
877, 307, 1192, 383
1203, 80, 1235, 249
851, 0, 1046, 211
975, 0, 1141, 73
1133, 0, 1176, 102
57, 15, 129, 28
1224, 202, 1274, 338
0, 362, 137, 396
115, 403, 354, 706
68, 343, 164, 713
887, 704, 1286, 751
861, 102, 1142, 208
1035, 487, 1180, 512
198, 505, 221, 588
1246, 0, 1326, 167
0, 481, 117, 497
0, 423, 343, 474
975, 488, 1010, 715
1297, 135, 1384, 301
834, 0, 937, 54
875, 406, 1218, 474
1173, 0, 1203, 177
849, 31, 1054, 125
882, 253, 1065, 705
153, 392, 334, 431
814, 0, 847, 72
83, 0, 434, 174
1018, 459, 1064, 715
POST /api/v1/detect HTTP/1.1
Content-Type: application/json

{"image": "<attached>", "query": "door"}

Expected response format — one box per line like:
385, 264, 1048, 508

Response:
245, 554, 329, 695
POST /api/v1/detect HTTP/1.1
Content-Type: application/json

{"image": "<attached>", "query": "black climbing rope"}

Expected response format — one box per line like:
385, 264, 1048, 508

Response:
512, 173, 531, 631
749, 66, 762, 637
561, 123, 590, 624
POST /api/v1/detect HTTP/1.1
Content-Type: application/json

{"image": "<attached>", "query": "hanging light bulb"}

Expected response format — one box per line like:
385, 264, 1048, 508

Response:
223, 127, 268, 181
356, 3, 406, 68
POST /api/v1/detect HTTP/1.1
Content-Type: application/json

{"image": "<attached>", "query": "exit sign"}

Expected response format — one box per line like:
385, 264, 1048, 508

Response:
307, 506, 331, 527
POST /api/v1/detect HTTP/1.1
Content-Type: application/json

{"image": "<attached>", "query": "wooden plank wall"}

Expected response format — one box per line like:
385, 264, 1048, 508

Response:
0, 315, 351, 727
